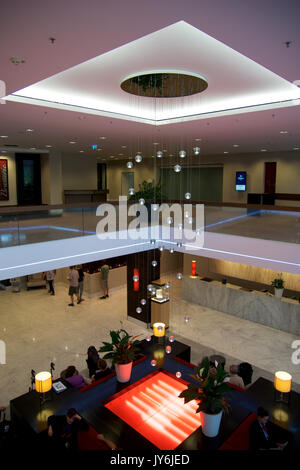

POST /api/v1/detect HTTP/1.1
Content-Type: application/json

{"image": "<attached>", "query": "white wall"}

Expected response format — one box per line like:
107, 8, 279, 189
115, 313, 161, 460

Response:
62, 153, 97, 191
222, 151, 300, 204
106, 159, 158, 200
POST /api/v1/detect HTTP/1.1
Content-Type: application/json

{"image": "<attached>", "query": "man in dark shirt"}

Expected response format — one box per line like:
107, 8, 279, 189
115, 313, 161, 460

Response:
250, 406, 288, 451
47, 408, 89, 450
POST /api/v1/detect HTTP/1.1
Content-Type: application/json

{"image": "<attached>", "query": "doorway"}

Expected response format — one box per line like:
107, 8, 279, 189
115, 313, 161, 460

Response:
16, 154, 41, 205
121, 172, 134, 195
264, 162, 277, 194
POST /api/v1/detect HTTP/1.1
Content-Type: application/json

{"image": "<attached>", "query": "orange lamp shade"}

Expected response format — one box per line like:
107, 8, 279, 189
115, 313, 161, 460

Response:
153, 322, 166, 337
274, 371, 292, 393
35, 371, 52, 393
192, 260, 196, 276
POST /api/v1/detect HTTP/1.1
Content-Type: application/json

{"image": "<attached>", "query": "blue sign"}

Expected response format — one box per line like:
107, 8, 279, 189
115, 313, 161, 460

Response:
91, 144, 98, 150
236, 171, 246, 191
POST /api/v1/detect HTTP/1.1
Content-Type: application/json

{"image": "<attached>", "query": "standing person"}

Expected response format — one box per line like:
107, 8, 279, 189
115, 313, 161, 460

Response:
77, 265, 85, 303
67, 266, 80, 306
99, 263, 110, 299
45, 270, 55, 295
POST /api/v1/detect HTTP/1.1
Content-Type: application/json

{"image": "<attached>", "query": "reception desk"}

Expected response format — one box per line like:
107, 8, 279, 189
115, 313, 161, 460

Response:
55, 265, 127, 297
182, 276, 300, 336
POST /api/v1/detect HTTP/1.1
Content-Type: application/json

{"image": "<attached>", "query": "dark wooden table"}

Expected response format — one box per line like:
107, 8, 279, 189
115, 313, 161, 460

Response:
10, 379, 81, 434
245, 378, 300, 441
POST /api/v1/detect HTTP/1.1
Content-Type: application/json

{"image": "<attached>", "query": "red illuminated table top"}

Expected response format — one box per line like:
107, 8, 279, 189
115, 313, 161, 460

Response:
104, 370, 201, 450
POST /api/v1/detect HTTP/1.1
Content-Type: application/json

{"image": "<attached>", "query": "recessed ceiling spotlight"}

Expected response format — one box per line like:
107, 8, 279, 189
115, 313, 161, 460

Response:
153, 142, 159, 145
260, 149, 267, 152
169, 154, 174, 157
110, 155, 115, 158
163, 149, 167, 153
79, 150, 84, 153
233, 144, 239, 148
293, 147, 299, 150
100, 136, 107, 140
30, 147, 36, 150
45, 145, 52, 148
26, 129, 34, 132
121, 145, 127, 148
195, 138, 202, 141
97, 148, 102, 151
118, 153, 123, 156
69, 141, 76, 144
224, 151, 229, 154
280, 130, 288, 134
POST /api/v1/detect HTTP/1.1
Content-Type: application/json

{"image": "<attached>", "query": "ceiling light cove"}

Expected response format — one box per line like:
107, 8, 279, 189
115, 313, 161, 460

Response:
4, 21, 300, 125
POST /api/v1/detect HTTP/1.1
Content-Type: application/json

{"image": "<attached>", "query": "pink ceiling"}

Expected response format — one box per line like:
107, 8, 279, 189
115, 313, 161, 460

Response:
1, 0, 300, 158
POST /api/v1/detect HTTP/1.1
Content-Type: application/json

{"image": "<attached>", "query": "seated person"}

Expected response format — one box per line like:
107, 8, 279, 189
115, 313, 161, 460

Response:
48, 408, 89, 451
238, 362, 253, 386
65, 365, 91, 390
86, 345, 100, 378
93, 358, 112, 381
250, 406, 289, 451
97, 433, 118, 450
225, 364, 245, 388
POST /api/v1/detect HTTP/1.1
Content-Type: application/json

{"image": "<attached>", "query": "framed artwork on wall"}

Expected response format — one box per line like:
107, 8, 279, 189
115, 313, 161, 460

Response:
0, 159, 9, 200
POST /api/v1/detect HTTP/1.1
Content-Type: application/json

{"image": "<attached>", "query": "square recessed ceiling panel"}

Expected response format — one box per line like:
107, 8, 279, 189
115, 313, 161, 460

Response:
105, 371, 201, 450
5, 21, 300, 125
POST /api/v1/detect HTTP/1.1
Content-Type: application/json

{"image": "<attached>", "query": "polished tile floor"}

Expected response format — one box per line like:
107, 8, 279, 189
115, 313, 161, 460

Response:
0, 273, 299, 418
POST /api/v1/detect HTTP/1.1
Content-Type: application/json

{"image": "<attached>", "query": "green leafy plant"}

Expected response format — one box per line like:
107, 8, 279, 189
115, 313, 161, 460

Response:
128, 179, 165, 201
271, 276, 284, 289
98, 327, 141, 365
179, 356, 231, 414
131, 74, 165, 95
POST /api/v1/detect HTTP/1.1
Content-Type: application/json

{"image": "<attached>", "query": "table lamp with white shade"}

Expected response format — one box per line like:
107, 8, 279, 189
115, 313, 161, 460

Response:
35, 371, 52, 405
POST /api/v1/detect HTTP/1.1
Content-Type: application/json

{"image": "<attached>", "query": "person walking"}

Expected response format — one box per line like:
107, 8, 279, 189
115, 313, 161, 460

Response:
67, 266, 80, 306
99, 263, 109, 299
45, 270, 56, 295
77, 265, 85, 303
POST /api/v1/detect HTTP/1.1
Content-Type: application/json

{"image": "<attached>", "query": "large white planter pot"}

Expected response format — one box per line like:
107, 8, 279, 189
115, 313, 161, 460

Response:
115, 362, 133, 383
274, 288, 284, 299
200, 410, 223, 437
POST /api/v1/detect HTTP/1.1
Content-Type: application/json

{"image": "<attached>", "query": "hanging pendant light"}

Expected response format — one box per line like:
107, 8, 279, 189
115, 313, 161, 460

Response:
193, 147, 201, 155
174, 164, 182, 173
179, 150, 186, 158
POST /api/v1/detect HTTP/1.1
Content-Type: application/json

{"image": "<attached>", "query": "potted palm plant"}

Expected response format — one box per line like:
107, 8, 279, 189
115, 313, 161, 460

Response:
179, 357, 231, 437
99, 327, 141, 383
271, 275, 284, 299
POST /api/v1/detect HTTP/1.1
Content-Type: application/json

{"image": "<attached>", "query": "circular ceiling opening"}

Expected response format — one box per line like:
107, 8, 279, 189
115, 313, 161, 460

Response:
121, 71, 208, 98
